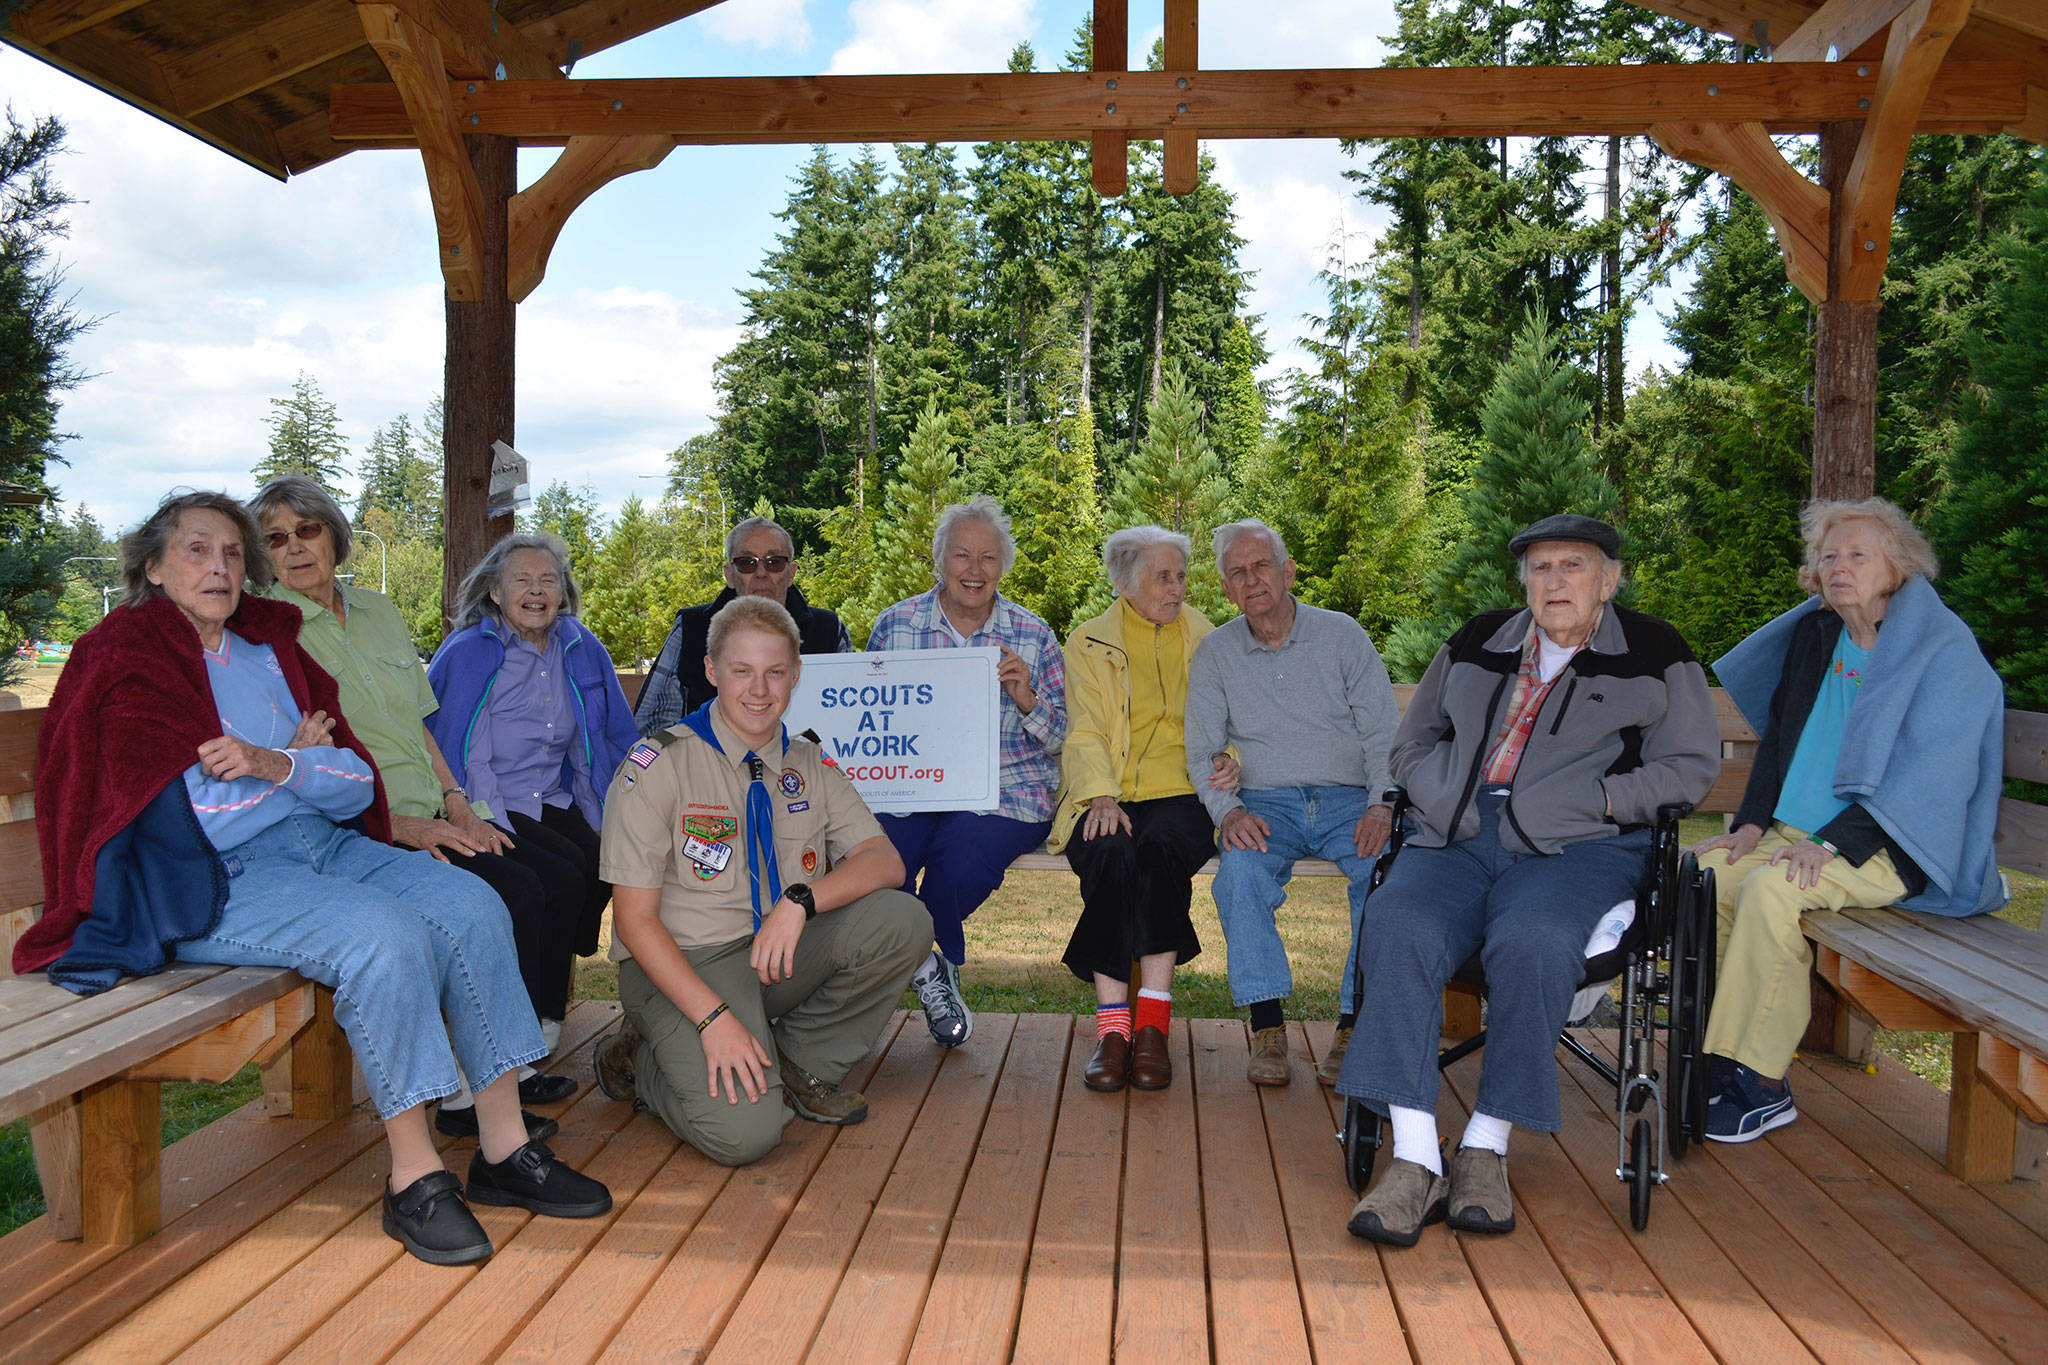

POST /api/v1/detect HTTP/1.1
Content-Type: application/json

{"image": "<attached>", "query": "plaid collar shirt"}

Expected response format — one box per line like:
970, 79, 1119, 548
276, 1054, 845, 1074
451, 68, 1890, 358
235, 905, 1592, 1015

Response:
1480, 619, 1581, 785
864, 588, 1068, 821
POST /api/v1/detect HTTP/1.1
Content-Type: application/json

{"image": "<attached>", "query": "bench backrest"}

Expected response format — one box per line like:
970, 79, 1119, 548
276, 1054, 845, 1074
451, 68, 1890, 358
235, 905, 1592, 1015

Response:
1, 706, 41, 979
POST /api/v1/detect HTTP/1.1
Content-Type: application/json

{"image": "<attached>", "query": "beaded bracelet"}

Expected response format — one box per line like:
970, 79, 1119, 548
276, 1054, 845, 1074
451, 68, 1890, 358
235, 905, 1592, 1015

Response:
696, 1002, 729, 1033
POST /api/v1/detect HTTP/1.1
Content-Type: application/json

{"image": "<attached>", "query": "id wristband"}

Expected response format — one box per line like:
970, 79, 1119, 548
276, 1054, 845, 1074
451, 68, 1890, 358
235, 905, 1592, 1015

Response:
1808, 833, 1839, 856
696, 1003, 729, 1033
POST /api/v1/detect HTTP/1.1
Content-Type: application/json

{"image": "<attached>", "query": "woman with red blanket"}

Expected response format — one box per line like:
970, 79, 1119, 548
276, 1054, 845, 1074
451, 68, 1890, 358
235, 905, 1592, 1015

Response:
15, 490, 610, 1268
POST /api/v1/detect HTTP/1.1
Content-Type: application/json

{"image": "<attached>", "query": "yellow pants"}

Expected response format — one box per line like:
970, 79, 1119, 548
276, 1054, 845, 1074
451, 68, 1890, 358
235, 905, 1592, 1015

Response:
1699, 821, 1906, 1080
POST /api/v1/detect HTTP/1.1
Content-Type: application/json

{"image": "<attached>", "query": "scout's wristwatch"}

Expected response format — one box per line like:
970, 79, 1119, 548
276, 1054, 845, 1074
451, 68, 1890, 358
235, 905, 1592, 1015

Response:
786, 883, 817, 919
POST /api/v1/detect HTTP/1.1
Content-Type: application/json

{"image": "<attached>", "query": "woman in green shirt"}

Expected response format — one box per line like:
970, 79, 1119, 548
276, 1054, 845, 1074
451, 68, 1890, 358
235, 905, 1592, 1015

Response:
252, 475, 582, 1128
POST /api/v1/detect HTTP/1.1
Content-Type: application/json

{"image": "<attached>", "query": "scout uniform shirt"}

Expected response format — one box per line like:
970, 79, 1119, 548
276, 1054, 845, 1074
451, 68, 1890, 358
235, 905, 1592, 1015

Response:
599, 702, 885, 955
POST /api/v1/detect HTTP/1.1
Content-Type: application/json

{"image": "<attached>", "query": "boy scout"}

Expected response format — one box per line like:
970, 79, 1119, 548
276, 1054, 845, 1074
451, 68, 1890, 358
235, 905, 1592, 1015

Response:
596, 596, 929, 1166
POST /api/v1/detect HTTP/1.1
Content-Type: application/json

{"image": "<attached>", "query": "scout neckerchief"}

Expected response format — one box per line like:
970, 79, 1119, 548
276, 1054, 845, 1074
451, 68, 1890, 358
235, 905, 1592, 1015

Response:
681, 701, 785, 931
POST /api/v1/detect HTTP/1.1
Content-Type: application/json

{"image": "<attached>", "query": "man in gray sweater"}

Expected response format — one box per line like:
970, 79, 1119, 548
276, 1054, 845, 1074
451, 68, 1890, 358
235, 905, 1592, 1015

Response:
1184, 520, 1400, 1089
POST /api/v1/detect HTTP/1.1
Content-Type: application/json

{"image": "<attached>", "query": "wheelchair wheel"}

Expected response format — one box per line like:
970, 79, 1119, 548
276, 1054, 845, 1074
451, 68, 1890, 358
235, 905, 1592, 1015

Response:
1627, 1119, 1654, 1231
1342, 1099, 1383, 1195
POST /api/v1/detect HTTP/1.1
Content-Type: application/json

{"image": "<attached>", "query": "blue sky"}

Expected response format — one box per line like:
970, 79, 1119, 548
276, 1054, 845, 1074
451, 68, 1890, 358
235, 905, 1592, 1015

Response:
4, 0, 1686, 535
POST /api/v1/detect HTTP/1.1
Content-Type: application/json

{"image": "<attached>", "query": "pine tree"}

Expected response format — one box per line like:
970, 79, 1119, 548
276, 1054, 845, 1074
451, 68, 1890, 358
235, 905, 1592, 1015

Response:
523, 480, 602, 571
1004, 385, 1105, 637
355, 413, 442, 543
1386, 311, 1618, 679
861, 400, 967, 625
1110, 363, 1232, 619
580, 495, 683, 668
1932, 173, 2048, 709
255, 372, 351, 501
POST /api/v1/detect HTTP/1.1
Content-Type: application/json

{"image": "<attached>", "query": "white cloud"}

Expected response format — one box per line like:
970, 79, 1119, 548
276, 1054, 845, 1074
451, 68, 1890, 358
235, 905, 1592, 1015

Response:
828, 0, 1041, 74
698, 0, 814, 54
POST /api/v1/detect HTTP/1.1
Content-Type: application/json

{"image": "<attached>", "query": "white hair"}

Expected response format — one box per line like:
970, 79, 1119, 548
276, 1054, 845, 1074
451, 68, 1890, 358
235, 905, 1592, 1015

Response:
1211, 518, 1287, 569
452, 532, 582, 630
1104, 525, 1191, 595
932, 495, 1017, 580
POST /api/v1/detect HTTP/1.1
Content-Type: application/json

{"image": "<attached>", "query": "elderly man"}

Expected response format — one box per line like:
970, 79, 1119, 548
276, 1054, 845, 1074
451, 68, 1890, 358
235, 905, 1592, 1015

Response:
1185, 519, 1400, 1089
1341, 513, 1719, 1248
634, 516, 853, 736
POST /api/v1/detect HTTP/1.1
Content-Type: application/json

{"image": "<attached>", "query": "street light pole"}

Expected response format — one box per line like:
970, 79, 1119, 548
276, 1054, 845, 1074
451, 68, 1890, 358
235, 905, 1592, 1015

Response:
355, 530, 388, 593
61, 557, 119, 618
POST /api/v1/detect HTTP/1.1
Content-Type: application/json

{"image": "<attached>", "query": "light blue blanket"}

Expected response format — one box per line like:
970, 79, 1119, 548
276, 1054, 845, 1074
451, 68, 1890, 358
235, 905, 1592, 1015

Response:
1713, 576, 2007, 917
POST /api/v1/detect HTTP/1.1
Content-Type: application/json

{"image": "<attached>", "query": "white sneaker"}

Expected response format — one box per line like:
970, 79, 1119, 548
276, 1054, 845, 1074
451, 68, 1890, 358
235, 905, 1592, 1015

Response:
910, 950, 973, 1047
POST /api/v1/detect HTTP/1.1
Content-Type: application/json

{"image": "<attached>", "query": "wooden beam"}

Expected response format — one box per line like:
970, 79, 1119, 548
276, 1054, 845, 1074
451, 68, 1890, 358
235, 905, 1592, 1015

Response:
326, 62, 2028, 143
1950, 1032, 2019, 1181
6, 0, 151, 46
1091, 0, 1128, 197
1976, 0, 2048, 42
1162, 0, 1198, 194
1814, 120, 1878, 499
1776, 0, 1917, 61
356, 2, 488, 299
444, 133, 517, 620
162, 1, 364, 118
394, 0, 562, 81
508, 133, 674, 300
27, 1096, 80, 1239
1650, 120, 1829, 300
80, 1077, 159, 1245
1837, 0, 1975, 299
518, 0, 731, 71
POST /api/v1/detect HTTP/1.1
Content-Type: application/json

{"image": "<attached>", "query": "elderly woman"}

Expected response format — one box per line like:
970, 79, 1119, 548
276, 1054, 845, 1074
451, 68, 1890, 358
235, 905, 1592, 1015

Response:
1051, 527, 1216, 1091
426, 533, 638, 978
253, 476, 582, 1123
14, 492, 609, 1267
1699, 497, 2005, 1142
865, 495, 1068, 1048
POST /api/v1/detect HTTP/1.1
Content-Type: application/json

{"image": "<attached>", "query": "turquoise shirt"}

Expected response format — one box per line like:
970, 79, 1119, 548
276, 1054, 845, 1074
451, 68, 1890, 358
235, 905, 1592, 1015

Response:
1774, 632, 1872, 835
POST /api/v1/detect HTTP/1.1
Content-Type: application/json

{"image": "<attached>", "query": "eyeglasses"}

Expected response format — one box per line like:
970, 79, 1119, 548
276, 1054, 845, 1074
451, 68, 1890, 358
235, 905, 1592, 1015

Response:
264, 521, 325, 550
730, 555, 791, 573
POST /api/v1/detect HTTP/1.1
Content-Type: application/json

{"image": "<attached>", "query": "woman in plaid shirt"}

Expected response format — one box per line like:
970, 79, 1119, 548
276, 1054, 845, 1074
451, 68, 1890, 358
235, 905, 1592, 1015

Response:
865, 496, 1068, 1047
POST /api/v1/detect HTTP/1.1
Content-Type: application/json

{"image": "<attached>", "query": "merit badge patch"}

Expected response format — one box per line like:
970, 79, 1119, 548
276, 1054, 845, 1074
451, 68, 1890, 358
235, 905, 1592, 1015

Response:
627, 742, 661, 770
779, 768, 804, 797
682, 814, 738, 844
801, 846, 818, 875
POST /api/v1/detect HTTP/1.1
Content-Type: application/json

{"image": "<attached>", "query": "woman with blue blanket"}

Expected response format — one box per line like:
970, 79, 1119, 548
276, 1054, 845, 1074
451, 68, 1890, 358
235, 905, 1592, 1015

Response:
1698, 497, 2005, 1143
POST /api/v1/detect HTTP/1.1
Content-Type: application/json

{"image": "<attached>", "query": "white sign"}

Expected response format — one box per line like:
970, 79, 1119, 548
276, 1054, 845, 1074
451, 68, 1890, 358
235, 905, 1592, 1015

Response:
783, 648, 1002, 814
488, 440, 531, 517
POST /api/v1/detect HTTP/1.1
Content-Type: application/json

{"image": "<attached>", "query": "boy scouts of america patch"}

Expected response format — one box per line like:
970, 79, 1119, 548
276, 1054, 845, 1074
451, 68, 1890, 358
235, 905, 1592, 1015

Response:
779, 768, 804, 797
802, 846, 818, 875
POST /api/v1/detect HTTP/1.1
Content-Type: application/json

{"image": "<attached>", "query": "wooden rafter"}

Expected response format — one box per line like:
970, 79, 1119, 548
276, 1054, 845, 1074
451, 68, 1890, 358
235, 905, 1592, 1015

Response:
5, 0, 152, 46
327, 61, 2026, 144
392, 0, 563, 81
1650, 120, 1830, 298
517, 0, 734, 71
1091, 0, 1128, 197
356, 2, 488, 300
507, 132, 673, 300
162, 2, 364, 118
1837, 0, 1974, 297
1776, 0, 1918, 60
1163, 0, 1198, 194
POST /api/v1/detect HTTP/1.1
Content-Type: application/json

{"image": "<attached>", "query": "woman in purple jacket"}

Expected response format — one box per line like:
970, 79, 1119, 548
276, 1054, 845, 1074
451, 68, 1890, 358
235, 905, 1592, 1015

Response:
427, 533, 638, 1010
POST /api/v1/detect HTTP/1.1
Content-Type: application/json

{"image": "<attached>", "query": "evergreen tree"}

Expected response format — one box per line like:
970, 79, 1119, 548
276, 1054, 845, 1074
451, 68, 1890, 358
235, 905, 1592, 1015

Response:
860, 400, 967, 626
523, 479, 602, 571
356, 412, 442, 542
580, 495, 684, 667
1386, 311, 1617, 679
255, 372, 351, 500
1110, 364, 1232, 619
1004, 375, 1105, 637
1213, 319, 1267, 474
1932, 173, 2048, 708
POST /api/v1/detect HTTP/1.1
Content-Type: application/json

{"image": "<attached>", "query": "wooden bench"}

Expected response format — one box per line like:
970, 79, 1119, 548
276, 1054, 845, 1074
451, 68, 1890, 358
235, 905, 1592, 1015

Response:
0, 705, 353, 1244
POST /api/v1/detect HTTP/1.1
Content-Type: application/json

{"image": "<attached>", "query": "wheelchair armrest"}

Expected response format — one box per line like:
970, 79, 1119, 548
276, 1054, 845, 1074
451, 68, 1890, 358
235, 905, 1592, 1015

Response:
1655, 801, 1694, 828
1381, 786, 1409, 820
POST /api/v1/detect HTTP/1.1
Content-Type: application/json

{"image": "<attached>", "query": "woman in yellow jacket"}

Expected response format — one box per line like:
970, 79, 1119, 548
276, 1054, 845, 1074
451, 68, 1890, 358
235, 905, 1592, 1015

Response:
1053, 526, 1218, 1092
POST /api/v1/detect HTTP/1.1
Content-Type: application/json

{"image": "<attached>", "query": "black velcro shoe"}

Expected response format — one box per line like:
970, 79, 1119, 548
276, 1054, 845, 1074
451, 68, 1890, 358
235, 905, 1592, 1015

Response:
384, 1170, 492, 1266
519, 1071, 579, 1105
434, 1103, 560, 1144
467, 1140, 613, 1219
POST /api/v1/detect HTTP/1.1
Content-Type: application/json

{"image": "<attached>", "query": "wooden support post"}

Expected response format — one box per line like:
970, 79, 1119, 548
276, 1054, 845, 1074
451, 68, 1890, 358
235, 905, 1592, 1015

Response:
28, 1096, 81, 1240
80, 1077, 160, 1245
1443, 984, 1482, 1043
288, 985, 356, 1120
443, 132, 517, 619
1813, 119, 1878, 501
1090, 0, 1128, 197
1949, 1031, 2019, 1181
1162, 0, 1198, 195
1802, 967, 1845, 1054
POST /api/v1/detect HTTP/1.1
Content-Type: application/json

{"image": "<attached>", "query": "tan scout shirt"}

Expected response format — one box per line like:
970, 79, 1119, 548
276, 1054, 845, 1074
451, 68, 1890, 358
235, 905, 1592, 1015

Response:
599, 704, 884, 954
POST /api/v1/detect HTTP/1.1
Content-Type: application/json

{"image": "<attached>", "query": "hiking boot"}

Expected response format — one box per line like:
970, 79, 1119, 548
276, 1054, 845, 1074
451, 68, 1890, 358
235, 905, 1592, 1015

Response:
1706, 1062, 1796, 1143
1247, 1026, 1291, 1086
1316, 1026, 1352, 1087
779, 1056, 869, 1125
1346, 1157, 1448, 1247
594, 1018, 642, 1104
910, 950, 973, 1048
1445, 1146, 1516, 1234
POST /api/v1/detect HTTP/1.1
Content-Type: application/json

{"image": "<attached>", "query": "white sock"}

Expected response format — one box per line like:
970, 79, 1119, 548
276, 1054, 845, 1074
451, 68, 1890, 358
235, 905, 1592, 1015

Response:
1389, 1105, 1442, 1174
1136, 988, 1171, 1002
539, 1017, 563, 1054
1461, 1111, 1512, 1155
443, 1063, 476, 1112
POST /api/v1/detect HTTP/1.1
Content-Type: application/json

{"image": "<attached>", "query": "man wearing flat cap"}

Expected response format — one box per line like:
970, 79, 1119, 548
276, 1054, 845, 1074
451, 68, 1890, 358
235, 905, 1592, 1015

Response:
1339, 513, 1719, 1248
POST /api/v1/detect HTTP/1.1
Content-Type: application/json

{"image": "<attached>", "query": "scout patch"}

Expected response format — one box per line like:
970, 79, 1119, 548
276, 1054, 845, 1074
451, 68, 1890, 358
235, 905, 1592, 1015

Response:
681, 814, 739, 882
779, 768, 804, 797
787, 800, 809, 813
627, 741, 662, 769
801, 846, 818, 875
682, 814, 739, 842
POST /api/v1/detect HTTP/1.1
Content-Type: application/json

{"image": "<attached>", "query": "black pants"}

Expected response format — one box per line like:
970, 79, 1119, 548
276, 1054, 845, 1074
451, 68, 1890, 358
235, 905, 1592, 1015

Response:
508, 804, 609, 959
1061, 794, 1212, 984
435, 836, 582, 1021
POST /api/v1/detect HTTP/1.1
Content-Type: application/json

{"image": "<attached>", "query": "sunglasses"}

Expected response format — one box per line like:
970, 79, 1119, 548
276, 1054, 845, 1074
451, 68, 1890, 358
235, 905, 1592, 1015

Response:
730, 555, 791, 573
264, 521, 325, 550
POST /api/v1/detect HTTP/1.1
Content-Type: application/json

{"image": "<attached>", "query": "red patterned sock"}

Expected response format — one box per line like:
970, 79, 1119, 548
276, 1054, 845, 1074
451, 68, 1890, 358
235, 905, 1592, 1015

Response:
1096, 1003, 1133, 1040
1134, 990, 1172, 1035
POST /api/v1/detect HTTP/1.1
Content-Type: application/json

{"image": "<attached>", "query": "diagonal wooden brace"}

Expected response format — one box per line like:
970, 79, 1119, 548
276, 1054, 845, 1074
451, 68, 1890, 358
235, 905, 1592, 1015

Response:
509, 133, 675, 301
1650, 119, 1830, 302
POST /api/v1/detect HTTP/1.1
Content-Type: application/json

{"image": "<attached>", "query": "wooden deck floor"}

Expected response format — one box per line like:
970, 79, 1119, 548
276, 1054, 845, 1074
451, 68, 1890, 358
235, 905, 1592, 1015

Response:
4, 1001, 2046, 1363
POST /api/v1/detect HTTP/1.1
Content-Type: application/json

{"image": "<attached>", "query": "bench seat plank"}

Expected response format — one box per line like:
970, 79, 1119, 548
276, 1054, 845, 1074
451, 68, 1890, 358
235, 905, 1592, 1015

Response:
0, 966, 233, 1063
1806, 910, 2048, 1059
1831, 908, 2048, 1018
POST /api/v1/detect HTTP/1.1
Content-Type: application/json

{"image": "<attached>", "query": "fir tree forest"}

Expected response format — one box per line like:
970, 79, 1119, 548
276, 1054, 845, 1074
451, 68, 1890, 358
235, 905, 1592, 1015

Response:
8, 11, 2048, 708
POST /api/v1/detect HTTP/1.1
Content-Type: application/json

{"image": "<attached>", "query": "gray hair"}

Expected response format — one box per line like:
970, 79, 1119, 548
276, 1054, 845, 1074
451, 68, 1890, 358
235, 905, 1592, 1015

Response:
119, 490, 273, 608
451, 531, 582, 630
249, 473, 355, 566
707, 595, 801, 661
725, 515, 794, 560
1211, 518, 1287, 569
932, 495, 1017, 581
1104, 525, 1191, 595
1797, 496, 1938, 596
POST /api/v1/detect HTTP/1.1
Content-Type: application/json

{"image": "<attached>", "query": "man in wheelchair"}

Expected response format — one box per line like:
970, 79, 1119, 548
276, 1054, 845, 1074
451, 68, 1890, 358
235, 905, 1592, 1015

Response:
1339, 514, 1721, 1247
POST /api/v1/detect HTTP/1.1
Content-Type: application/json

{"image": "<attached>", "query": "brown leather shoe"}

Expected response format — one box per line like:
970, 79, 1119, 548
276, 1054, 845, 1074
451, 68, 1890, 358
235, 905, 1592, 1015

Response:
1084, 1031, 1130, 1091
1129, 1025, 1172, 1090
1247, 1026, 1292, 1086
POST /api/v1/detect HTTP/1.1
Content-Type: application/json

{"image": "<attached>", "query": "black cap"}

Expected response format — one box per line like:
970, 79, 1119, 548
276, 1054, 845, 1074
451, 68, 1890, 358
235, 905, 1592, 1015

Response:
1508, 513, 1621, 559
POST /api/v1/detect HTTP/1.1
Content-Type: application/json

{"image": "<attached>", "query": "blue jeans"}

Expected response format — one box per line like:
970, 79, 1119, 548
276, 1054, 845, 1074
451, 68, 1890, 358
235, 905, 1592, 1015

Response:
1209, 786, 1378, 1013
1338, 791, 1650, 1131
174, 815, 547, 1120
878, 810, 1054, 965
